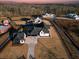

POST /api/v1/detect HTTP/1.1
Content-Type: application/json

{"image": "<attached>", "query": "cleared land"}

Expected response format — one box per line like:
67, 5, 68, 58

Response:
0, 17, 69, 59
55, 17, 79, 59
56, 18, 79, 47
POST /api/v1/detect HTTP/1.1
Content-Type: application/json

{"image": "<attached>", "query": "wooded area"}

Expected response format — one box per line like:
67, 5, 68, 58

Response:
0, 4, 79, 17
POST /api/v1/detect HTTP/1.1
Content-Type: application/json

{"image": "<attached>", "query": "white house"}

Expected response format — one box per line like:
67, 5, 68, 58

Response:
34, 17, 42, 24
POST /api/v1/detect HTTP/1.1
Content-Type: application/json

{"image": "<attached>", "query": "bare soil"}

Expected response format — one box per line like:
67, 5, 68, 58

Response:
0, 18, 69, 59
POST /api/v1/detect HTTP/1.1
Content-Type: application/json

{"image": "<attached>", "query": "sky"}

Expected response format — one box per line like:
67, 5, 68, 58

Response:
0, 0, 79, 3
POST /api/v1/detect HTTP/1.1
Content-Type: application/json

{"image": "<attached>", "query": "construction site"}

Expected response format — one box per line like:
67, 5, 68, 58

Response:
0, 13, 79, 59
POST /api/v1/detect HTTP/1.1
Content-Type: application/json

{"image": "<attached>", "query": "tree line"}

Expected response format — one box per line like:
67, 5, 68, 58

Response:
0, 4, 79, 17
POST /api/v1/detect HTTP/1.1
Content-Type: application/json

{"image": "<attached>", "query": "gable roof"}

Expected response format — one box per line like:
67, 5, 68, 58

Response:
22, 22, 49, 36
29, 27, 42, 36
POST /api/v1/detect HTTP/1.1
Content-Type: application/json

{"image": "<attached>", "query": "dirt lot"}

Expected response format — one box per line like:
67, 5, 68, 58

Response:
0, 18, 69, 59
35, 26, 69, 59
0, 42, 28, 59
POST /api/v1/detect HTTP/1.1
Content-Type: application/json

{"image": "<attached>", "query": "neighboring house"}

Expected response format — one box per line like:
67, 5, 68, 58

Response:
66, 13, 79, 20
42, 13, 56, 20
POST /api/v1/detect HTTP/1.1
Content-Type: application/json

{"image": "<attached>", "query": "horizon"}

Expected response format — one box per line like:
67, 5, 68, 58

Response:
0, 0, 79, 4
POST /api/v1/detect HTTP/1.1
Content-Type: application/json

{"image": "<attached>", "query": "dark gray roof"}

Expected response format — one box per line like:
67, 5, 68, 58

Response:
12, 32, 24, 45
27, 27, 42, 36
26, 26, 49, 36
13, 32, 24, 40
22, 22, 49, 36
30, 27, 42, 35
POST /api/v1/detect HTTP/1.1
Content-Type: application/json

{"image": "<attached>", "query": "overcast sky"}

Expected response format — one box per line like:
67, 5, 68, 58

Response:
0, 0, 79, 3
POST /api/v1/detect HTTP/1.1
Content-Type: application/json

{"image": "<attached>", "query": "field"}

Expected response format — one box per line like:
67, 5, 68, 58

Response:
55, 18, 79, 59
56, 18, 79, 46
